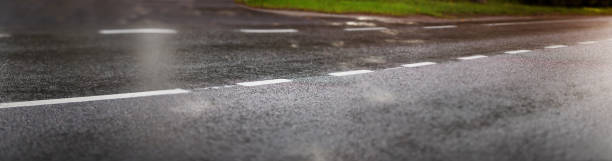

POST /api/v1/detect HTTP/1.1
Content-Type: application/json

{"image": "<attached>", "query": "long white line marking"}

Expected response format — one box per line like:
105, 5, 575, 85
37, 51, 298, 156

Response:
239, 29, 298, 33
356, 16, 374, 20
237, 79, 292, 86
504, 50, 532, 54
344, 27, 387, 31
0, 33, 10, 38
423, 25, 457, 29
329, 70, 373, 76
485, 19, 583, 26
484, 18, 611, 27
0, 89, 190, 109
578, 41, 597, 45
99, 28, 177, 34
402, 62, 437, 68
545, 45, 568, 49
457, 55, 488, 60
485, 22, 531, 26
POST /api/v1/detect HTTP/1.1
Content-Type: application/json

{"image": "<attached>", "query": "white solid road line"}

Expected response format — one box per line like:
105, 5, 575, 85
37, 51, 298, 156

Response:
578, 41, 597, 45
484, 19, 590, 27
239, 29, 298, 33
329, 70, 374, 76
237, 79, 292, 86
504, 50, 532, 54
423, 25, 457, 29
0, 33, 10, 38
545, 45, 568, 49
0, 89, 190, 109
344, 27, 387, 31
484, 18, 611, 27
484, 22, 532, 26
402, 62, 437, 68
99, 28, 178, 34
457, 55, 488, 60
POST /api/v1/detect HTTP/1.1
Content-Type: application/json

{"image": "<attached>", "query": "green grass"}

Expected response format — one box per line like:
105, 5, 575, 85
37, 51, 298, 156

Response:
237, 0, 612, 17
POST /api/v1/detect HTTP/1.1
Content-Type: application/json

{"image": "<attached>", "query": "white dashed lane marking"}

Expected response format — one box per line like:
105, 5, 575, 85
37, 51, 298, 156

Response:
457, 55, 488, 60
239, 29, 298, 33
237, 79, 292, 86
545, 45, 568, 49
504, 50, 531, 54
0, 34, 10, 38
402, 62, 437, 68
329, 70, 374, 76
344, 27, 387, 31
578, 41, 597, 45
423, 25, 457, 29
99, 28, 178, 34
0, 89, 190, 109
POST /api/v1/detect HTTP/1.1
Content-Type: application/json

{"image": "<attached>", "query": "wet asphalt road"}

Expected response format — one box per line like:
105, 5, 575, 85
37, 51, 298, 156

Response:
2, 0, 612, 160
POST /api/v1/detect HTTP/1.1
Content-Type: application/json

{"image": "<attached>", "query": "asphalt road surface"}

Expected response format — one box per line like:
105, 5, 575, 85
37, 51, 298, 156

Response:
2, 0, 612, 160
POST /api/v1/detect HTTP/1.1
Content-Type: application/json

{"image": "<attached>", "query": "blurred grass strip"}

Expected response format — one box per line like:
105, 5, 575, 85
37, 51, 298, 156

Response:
236, 0, 612, 17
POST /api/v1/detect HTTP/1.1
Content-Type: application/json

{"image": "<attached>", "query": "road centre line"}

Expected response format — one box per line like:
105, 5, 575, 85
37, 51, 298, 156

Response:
237, 79, 292, 86
239, 29, 298, 33
545, 45, 568, 49
457, 55, 488, 60
504, 50, 532, 54
0, 89, 190, 109
99, 28, 177, 34
329, 70, 374, 76
402, 62, 437, 68
344, 27, 387, 31
578, 41, 597, 45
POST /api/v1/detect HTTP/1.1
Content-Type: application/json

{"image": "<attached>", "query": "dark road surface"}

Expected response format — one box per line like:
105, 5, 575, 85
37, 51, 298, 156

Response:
2, 0, 612, 160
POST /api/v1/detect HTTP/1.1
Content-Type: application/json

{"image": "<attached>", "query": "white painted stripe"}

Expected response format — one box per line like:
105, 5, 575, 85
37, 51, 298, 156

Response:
237, 79, 292, 86
239, 29, 298, 33
402, 62, 437, 68
344, 27, 387, 31
329, 70, 373, 76
423, 25, 457, 29
99, 28, 177, 34
578, 41, 597, 45
545, 45, 568, 49
0, 89, 190, 109
484, 18, 610, 27
457, 55, 488, 60
504, 50, 531, 54
356, 16, 374, 20
484, 20, 572, 26
484, 22, 529, 26
0, 34, 10, 38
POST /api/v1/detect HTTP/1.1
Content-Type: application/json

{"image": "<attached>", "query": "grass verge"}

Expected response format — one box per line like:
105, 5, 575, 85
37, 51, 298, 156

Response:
236, 0, 612, 17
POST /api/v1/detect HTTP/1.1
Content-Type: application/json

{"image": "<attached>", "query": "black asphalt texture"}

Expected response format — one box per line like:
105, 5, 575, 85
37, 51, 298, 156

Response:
2, 0, 612, 160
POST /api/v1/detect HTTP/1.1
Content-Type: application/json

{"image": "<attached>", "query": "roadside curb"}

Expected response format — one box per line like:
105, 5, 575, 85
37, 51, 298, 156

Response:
237, 4, 591, 24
